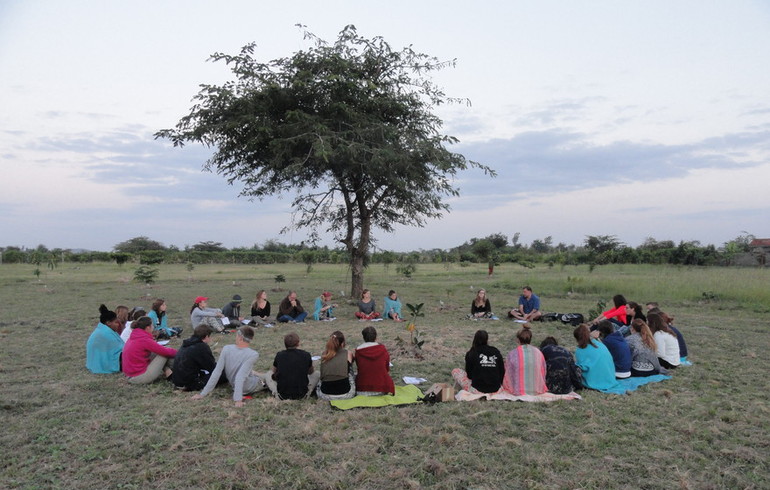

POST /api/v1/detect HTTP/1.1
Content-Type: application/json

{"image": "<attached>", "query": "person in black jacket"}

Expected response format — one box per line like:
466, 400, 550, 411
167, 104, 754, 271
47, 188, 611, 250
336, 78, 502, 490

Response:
172, 324, 220, 391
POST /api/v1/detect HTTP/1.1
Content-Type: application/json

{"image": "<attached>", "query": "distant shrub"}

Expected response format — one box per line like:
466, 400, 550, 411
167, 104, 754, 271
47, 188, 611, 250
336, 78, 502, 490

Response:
133, 266, 159, 284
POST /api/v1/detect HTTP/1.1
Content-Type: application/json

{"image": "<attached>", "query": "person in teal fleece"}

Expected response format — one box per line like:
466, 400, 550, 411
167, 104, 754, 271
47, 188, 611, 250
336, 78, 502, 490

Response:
383, 290, 404, 322
148, 298, 182, 339
86, 304, 124, 374
573, 324, 621, 391
313, 291, 337, 321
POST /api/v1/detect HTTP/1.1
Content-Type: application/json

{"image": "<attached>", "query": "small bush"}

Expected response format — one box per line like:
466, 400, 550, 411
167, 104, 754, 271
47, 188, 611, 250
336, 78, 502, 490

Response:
133, 266, 159, 284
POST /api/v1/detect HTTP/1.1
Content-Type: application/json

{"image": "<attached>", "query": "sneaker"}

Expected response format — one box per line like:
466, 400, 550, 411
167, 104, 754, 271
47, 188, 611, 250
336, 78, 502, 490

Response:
263, 323, 274, 328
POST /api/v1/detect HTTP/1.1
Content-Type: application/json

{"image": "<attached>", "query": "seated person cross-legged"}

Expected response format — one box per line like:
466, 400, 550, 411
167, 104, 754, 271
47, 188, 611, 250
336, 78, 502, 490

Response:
626, 319, 667, 377
470, 289, 495, 320
316, 330, 356, 400
452, 329, 505, 394
539, 337, 583, 394
277, 291, 308, 323
355, 289, 381, 320
573, 324, 621, 391
354, 326, 395, 396
593, 320, 632, 379
508, 286, 542, 322
501, 328, 548, 395
264, 332, 320, 400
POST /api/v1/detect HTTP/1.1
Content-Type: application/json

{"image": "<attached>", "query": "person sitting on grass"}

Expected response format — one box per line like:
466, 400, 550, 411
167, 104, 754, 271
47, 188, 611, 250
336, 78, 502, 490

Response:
614, 301, 646, 336
121, 307, 147, 343
508, 286, 542, 322
626, 319, 667, 377
355, 289, 380, 320
539, 337, 583, 394
190, 296, 225, 332
222, 294, 245, 327
451, 329, 505, 394
115, 305, 129, 337
313, 291, 337, 321
316, 330, 356, 400
149, 298, 182, 339
383, 290, 404, 322
172, 324, 219, 391
501, 328, 548, 395
470, 289, 495, 319
648, 305, 690, 365
647, 312, 681, 370
277, 291, 308, 323
123, 316, 178, 384
193, 326, 263, 407
589, 294, 627, 329
86, 304, 124, 374
250, 290, 272, 327
592, 320, 632, 379
354, 326, 395, 395
263, 332, 320, 400
573, 324, 620, 391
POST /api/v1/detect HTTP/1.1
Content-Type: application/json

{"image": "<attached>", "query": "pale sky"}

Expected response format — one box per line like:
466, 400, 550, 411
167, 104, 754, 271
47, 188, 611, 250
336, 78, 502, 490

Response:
1, 1, 768, 252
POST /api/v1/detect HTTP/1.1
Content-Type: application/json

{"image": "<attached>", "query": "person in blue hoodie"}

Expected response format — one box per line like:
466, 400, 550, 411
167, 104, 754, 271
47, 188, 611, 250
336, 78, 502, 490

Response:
594, 320, 632, 379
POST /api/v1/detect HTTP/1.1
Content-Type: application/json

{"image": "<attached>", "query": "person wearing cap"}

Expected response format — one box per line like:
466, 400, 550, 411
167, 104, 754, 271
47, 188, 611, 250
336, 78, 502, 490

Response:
86, 304, 124, 374
313, 291, 337, 321
222, 294, 245, 327
192, 326, 264, 407
190, 296, 225, 332
277, 291, 307, 323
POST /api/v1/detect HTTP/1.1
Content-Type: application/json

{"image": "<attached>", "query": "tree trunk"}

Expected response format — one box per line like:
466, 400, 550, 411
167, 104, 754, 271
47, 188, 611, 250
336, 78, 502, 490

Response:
350, 251, 365, 299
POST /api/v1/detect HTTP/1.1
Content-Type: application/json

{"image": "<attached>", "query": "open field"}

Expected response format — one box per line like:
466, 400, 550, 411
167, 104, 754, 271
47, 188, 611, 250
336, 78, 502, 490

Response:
1, 262, 769, 488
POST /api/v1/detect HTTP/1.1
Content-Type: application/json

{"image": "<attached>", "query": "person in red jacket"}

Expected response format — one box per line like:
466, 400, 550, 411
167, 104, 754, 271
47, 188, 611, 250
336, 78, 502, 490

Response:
354, 326, 395, 395
123, 316, 178, 384
589, 294, 628, 328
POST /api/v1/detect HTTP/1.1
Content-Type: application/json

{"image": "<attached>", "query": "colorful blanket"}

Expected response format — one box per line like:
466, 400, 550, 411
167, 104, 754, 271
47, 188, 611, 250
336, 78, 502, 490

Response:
454, 390, 582, 402
330, 384, 424, 410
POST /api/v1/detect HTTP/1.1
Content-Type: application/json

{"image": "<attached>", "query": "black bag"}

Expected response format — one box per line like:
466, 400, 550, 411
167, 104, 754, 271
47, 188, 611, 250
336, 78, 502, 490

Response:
560, 313, 584, 326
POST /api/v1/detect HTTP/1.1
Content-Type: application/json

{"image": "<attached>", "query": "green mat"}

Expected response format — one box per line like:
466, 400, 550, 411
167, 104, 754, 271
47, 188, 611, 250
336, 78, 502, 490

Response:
330, 384, 424, 410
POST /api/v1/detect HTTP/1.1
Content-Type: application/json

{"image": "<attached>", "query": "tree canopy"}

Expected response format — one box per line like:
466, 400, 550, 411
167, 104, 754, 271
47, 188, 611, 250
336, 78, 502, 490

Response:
156, 25, 494, 296
113, 236, 167, 253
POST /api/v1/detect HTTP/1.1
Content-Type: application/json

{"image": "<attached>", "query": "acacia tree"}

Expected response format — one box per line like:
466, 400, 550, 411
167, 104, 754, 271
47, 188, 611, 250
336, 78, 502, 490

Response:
156, 25, 494, 297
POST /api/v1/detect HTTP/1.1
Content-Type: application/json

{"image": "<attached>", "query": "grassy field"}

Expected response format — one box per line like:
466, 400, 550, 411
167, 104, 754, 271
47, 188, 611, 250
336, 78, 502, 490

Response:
1, 262, 768, 489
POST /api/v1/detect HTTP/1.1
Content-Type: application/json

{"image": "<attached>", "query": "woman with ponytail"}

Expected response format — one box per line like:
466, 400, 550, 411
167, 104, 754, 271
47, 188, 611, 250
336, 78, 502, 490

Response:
626, 319, 667, 377
316, 330, 355, 400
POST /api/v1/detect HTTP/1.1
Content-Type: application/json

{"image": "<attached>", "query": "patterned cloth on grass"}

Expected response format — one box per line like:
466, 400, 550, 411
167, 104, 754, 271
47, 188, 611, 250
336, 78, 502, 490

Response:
330, 384, 423, 410
455, 390, 582, 402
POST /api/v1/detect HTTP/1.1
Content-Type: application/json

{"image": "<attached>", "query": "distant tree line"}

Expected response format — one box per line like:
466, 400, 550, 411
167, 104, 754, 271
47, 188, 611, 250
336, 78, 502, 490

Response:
1, 233, 762, 268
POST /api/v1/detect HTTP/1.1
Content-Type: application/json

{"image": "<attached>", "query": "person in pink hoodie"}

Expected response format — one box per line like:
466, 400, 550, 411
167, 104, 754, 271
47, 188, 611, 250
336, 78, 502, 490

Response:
354, 326, 395, 395
123, 316, 178, 384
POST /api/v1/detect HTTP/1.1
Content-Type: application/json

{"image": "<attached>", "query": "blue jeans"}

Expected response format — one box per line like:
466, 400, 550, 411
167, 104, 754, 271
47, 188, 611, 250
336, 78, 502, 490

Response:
277, 312, 307, 323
